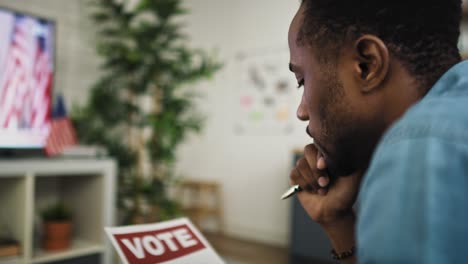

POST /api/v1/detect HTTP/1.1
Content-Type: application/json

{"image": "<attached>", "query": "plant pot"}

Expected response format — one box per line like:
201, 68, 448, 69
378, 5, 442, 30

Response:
43, 221, 72, 251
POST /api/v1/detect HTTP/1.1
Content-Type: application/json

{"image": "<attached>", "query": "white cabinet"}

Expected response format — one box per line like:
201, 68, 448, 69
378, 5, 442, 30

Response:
0, 159, 116, 264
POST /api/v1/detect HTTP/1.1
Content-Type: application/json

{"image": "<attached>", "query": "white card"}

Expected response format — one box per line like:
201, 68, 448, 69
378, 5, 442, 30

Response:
105, 218, 225, 264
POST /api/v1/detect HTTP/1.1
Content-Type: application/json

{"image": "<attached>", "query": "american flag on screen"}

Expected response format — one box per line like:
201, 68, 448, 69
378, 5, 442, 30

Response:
0, 13, 52, 145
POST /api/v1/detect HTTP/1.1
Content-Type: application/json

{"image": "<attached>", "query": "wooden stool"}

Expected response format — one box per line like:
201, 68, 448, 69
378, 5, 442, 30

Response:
177, 179, 223, 234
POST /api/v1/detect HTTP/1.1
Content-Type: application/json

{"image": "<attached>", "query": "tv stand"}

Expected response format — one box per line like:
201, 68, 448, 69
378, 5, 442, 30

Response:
0, 158, 116, 264
0, 149, 46, 159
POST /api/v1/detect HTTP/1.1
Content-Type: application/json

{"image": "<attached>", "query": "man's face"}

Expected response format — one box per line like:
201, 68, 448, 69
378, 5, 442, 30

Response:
288, 6, 377, 176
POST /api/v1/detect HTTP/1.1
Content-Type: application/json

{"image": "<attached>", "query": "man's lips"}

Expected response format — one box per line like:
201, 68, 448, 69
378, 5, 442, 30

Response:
306, 126, 313, 138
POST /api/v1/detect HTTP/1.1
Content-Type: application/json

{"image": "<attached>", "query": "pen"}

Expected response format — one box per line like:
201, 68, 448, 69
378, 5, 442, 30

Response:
280, 184, 302, 200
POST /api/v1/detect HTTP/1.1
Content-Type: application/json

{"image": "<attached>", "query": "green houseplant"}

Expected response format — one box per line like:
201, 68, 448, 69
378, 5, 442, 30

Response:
72, 0, 221, 225
41, 203, 72, 251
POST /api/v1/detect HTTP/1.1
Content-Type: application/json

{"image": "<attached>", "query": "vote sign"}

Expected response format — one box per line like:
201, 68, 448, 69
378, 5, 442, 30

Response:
106, 218, 224, 264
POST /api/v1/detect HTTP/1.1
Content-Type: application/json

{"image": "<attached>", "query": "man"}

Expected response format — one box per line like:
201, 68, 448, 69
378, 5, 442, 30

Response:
288, 0, 466, 263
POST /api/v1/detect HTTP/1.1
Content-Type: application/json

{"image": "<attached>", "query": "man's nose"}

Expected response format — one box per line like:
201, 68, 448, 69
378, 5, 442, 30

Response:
296, 95, 309, 121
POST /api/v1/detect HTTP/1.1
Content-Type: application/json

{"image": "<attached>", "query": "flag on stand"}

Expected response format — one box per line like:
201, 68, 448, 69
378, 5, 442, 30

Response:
44, 94, 78, 156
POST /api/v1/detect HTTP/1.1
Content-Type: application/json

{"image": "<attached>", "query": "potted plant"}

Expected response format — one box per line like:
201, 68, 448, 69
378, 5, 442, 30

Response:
41, 202, 72, 251
72, 0, 221, 225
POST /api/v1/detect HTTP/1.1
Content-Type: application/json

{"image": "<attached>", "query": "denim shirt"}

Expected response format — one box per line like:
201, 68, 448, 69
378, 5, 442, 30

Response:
357, 61, 468, 263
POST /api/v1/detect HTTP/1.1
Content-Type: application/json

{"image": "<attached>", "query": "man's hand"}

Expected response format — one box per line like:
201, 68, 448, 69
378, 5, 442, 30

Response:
290, 143, 363, 226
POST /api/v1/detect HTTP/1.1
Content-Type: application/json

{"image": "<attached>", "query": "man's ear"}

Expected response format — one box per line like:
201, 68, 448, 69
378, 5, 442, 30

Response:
352, 35, 389, 93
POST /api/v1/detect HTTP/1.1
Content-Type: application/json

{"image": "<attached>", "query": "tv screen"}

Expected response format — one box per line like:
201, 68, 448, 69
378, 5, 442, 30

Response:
0, 7, 54, 149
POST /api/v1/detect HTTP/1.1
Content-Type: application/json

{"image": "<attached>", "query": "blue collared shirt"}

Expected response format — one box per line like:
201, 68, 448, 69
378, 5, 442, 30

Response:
357, 61, 468, 263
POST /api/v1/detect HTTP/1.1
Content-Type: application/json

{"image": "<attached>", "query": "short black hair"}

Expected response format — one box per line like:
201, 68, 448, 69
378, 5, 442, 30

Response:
298, 0, 462, 92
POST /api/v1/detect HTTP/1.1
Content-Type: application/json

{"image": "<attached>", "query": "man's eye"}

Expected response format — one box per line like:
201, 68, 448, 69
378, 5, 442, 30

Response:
297, 79, 304, 88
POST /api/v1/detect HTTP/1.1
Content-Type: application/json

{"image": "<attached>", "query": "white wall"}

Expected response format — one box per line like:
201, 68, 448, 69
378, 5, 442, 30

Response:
176, 0, 309, 247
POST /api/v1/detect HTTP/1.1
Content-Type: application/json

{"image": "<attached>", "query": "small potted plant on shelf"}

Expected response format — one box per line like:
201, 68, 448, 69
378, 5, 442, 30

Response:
41, 202, 72, 251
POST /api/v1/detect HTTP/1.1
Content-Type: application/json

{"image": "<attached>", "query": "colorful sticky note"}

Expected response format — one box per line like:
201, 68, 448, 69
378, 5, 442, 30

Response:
249, 111, 264, 121
240, 95, 253, 108
276, 107, 289, 121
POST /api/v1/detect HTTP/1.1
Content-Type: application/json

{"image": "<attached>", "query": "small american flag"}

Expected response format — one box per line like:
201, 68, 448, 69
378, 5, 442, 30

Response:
44, 117, 77, 156
44, 95, 78, 156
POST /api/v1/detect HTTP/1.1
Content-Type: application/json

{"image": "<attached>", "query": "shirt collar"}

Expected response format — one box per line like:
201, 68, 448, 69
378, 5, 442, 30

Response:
426, 60, 468, 98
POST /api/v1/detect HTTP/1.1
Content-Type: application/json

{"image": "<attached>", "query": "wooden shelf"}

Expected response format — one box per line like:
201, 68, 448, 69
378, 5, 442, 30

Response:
463, 53, 468, 60
464, 4, 468, 16
31, 239, 104, 264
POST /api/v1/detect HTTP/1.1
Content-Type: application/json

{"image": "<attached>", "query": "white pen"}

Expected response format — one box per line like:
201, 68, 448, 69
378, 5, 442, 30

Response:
280, 184, 303, 200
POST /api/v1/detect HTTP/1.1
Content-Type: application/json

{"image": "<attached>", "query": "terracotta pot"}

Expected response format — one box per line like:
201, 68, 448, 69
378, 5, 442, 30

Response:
43, 221, 72, 251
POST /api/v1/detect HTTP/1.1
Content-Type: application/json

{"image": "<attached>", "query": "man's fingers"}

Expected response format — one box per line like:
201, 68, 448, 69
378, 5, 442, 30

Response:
303, 144, 330, 188
317, 188, 328, 196
289, 167, 311, 191
317, 156, 327, 170
318, 176, 329, 187
304, 144, 326, 168
290, 144, 331, 194
296, 158, 320, 191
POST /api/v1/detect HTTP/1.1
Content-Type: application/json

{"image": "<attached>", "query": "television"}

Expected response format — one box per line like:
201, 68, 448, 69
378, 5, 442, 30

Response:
0, 7, 54, 149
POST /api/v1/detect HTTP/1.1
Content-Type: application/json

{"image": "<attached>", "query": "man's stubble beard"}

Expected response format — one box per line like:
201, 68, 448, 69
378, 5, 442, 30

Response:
318, 69, 363, 177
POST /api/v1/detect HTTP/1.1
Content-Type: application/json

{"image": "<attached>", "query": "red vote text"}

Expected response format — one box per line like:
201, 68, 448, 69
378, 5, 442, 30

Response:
113, 224, 206, 263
